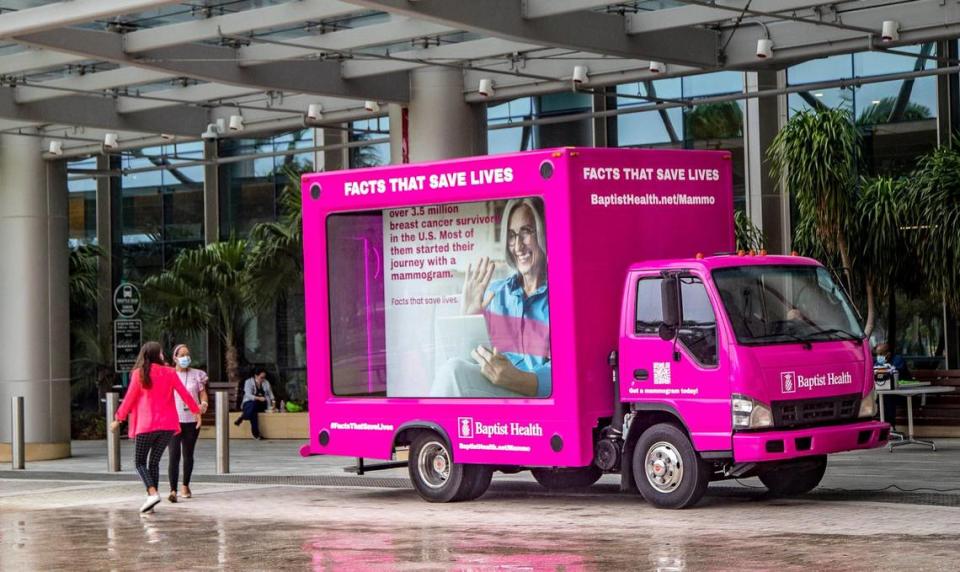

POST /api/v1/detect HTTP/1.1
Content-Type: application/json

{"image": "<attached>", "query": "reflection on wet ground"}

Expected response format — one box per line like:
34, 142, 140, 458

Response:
3, 481, 960, 571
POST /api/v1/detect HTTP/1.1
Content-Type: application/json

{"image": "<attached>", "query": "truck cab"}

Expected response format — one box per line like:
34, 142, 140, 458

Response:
614, 254, 889, 507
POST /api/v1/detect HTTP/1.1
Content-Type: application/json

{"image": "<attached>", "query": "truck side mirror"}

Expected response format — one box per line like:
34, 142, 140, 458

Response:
659, 275, 681, 341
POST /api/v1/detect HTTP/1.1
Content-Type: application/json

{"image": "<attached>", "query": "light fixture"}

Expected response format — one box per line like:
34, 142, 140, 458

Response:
648, 61, 666, 74
881, 20, 899, 43
103, 132, 119, 151
306, 103, 323, 120
756, 38, 774, 59
47, 140, 63, 156
572, 65, 589, 86
201, 123, 220, 140
160, 133, 175, 141
364, 100, 380, 112
814, 92, 824, 98
228, 114, 244, 132
756, 23, 773, 59
872, 99, 881, 105
478, 78, 495, 97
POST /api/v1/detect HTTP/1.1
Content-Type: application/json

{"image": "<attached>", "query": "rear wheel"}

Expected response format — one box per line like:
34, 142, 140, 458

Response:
632, 423, 710, 509
408, 433, 491, 502
531, 466, 603, 491
758, 455, 827, 497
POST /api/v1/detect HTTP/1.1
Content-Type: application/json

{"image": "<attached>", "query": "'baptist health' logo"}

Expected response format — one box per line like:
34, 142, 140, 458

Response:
457, 417, 474, 439
781, 371, 797, 394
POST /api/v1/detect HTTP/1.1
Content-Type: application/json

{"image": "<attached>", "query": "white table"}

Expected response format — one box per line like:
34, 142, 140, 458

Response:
878, 386, 955, 451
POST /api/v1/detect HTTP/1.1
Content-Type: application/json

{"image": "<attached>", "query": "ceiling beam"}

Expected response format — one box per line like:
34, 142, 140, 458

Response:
122, 0, 359, 53
721, 0, 960, 68
0, 0, 180, 39
522, 1, 617, 19
343, 0, 719, 68
627, 0, 861, 33
342, 37, 540, 78
0, 87, 208, 136
237, 16, 452, 66
15, 68, 171, 104
20, 17, 449, 109
15, 26, 409, 102
0, 49, 84, 75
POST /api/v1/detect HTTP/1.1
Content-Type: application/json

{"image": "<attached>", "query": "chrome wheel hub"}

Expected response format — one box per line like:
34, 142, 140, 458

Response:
417, 441, 451, 489
645, 441, 684, 493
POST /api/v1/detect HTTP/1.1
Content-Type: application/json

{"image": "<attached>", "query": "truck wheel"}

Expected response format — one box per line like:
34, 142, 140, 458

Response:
632, 423, 710, 509
408, 433, 491, 502
531, 466, 603, 491
758, 455, 827, 497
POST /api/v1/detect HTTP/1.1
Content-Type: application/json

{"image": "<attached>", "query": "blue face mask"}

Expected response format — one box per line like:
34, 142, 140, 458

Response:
177, 356, 191, 368
876, 355, 887, 366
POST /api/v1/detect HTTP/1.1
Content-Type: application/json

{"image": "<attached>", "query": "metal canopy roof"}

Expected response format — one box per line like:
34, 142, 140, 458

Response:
0, 0, 957, 155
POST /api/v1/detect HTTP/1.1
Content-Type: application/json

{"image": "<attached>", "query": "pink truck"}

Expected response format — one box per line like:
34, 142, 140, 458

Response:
300, 147, 889, 508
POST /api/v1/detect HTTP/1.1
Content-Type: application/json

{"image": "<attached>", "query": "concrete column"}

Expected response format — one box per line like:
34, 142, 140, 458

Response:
96, 154, 121, 360
0, 133, 71, 461
204, 139, 223, 382
323, 126, 348, 171
405, 67, 486, 162
743, 70, 790, 254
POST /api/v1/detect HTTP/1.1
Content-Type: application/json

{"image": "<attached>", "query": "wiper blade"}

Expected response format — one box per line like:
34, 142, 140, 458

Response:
808, 328, 860, 340
748, 332, 808, 344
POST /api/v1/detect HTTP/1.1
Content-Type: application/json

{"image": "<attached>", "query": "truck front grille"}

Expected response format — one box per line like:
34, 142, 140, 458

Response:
772, 393, 861, 428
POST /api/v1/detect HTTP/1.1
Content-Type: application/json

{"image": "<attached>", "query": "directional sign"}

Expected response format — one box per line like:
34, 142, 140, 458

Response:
113, 283, 142, 318
114, 319, 142, 373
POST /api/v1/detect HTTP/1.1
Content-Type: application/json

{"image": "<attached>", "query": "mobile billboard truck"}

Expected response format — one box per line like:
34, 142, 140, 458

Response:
300, 148, 889, 509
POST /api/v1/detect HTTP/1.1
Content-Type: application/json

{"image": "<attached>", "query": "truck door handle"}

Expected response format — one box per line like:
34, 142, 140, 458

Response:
634, 369, 648, 381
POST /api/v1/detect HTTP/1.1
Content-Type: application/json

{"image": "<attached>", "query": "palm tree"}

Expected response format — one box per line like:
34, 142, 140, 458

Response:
248, 164, 304, 311
851, 176, 920, 337
685, 102, 743, 141
144, 239, 254, 389
767, 108, 879, 332
733, 209, 765, 252
69, 244, 112, 410
906, 144, 960, 315
857, 97, 932, 127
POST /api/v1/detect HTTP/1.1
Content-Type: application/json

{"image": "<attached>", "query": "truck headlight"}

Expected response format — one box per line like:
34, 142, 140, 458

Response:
859, 386, 878, 418
732, 394, 773, 430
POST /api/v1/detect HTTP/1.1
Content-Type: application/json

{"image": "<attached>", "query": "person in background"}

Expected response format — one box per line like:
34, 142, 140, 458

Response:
110, 341, 200, 513
875, 341, 910, 430
234, 367, 274, 440
166, 343, 208, 503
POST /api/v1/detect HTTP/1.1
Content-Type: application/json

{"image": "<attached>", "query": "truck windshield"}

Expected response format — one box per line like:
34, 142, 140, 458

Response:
712, 265, 864, 345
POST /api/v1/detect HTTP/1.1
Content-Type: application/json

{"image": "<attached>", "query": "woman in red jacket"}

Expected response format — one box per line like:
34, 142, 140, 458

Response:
110, 341, 200, 513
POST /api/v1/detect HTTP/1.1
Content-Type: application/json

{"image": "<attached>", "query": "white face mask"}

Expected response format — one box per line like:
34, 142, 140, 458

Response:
177, 356, 191, 368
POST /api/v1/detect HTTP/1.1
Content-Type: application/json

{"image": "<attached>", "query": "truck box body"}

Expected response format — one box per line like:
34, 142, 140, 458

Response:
300, 148, 734, 467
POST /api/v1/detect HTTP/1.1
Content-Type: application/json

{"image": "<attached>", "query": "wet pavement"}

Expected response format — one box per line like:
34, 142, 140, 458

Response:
2, 479, 959, 571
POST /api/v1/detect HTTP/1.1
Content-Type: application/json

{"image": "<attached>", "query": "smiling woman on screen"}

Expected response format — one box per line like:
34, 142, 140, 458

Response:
431, 197, 550, 398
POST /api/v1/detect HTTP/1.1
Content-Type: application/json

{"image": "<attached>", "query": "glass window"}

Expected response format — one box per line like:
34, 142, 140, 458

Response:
635, 277, 663, 335
349, 117, 389, 168
327, 197, 551, 399
679, 277, 718, 366
713, 265, 864, 346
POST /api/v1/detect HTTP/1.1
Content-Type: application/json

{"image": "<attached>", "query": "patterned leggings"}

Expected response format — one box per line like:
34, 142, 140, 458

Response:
134, 430, 174, 491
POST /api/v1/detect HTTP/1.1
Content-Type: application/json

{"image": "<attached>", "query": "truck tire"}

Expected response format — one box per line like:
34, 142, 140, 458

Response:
531, 466, 603, 491
758, 455, 827, 497
408, 433, 491, 502
632, 423, 710, 509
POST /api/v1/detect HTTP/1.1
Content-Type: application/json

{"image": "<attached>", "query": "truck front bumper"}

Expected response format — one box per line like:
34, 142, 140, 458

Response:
732, 420, 890, 463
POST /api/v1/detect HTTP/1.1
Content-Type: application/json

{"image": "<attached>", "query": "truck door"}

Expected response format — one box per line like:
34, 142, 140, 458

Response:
620, 271, 732, 452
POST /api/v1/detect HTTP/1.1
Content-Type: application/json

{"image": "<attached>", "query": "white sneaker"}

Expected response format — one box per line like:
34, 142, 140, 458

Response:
140, 494, 161, 513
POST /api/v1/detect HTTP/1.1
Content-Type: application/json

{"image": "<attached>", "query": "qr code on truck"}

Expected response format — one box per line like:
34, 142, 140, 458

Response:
653, 362, 671, 385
